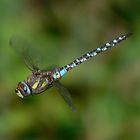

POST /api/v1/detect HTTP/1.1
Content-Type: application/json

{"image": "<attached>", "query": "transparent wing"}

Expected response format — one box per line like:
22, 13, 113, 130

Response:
9, 35, 40, 71
54, 81, 77, 112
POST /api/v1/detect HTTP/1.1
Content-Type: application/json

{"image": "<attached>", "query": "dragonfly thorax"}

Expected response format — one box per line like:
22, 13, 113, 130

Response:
28, 71, 52, 93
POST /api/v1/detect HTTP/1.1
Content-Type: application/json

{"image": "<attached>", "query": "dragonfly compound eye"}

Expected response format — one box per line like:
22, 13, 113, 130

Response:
16, 82, 31, 98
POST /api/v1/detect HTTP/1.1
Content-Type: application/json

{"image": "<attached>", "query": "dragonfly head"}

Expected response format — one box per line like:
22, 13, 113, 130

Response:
15, 81, 32, 98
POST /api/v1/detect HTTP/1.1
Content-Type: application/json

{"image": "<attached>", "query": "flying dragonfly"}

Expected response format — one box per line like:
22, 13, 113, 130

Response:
10, 33, 132, 111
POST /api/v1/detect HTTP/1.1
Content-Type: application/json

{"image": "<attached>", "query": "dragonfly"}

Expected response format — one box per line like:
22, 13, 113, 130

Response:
10, 33, 132, 111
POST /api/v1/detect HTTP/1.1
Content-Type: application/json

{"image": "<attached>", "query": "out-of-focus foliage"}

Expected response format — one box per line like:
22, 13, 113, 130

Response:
0, 0, 139, 140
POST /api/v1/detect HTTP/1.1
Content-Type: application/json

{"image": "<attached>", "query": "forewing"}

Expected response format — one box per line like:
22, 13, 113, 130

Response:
9, 35, 39, 71
54, 81, 77, 112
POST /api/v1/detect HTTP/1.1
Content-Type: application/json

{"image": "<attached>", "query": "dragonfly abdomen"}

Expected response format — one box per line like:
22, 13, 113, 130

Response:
59, 33, 132, 76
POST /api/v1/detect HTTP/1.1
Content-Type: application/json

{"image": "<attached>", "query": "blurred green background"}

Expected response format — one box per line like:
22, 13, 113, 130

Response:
0, 0, 140, 140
